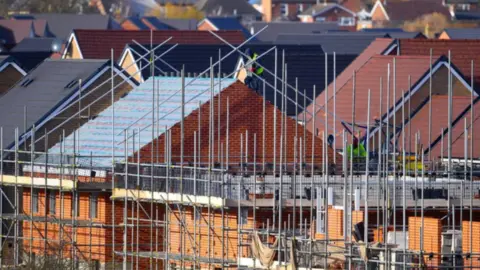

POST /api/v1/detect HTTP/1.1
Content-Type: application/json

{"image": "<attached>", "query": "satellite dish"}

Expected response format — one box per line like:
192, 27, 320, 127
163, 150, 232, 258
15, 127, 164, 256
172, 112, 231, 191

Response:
51, 39, 63, 53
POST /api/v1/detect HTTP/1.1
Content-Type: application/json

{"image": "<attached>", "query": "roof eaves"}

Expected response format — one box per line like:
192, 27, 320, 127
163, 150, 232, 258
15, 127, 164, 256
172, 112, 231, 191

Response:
368, 56, 476, 141
425, 96, 480, 155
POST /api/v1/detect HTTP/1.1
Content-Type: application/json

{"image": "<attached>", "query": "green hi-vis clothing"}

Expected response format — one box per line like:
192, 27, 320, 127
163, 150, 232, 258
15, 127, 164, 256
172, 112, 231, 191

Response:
346, 143, 367, 158
252, 53, 264, 75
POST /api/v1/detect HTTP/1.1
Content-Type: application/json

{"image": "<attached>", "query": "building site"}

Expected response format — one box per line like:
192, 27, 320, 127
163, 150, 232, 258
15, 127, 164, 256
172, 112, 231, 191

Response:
0, 24, 479, 270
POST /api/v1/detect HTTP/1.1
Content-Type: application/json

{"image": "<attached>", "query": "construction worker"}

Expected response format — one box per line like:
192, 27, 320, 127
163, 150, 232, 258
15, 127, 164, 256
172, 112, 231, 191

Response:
346, 136, 366, 159
244, 48, 264, 92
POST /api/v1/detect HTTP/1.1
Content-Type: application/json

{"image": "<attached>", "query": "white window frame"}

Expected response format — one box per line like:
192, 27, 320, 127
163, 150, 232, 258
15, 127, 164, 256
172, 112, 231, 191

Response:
316, 16, 326, 22
297, 3, 304, 13
281, 3, 289, 16
339, 17, 355, 26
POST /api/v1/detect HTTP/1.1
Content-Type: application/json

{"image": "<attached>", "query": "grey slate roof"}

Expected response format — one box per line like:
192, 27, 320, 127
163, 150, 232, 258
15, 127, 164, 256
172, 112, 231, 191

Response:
249, 21, 340, 43
11, 38, 58, 53
275, 33, 386, 54
156, 18, 198, 30
0, 59, 110, 149
195, 0, 262, 18
26, 14, 121, 41
0, 51, 52, 72
443, 28, 480, 39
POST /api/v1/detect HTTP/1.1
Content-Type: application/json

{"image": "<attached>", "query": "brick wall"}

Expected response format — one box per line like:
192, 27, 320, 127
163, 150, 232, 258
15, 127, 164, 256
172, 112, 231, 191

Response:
168, 206, 308, 268
134, 81, 337, 165
408, 216, 442, 267
462, 221, 480, 268
22, 190, 164, 268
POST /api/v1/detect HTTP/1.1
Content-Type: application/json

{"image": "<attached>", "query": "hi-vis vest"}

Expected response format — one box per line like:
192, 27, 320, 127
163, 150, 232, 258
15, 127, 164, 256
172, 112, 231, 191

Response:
252, 53, 264, 75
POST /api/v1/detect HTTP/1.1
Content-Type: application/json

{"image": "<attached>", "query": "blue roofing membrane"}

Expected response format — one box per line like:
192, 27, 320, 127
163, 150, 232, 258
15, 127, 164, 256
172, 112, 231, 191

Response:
45, 76, 236, 168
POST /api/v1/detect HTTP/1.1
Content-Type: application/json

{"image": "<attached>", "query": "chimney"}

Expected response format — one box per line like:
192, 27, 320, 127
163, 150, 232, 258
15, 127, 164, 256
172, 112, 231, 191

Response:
262, 0, 273, 22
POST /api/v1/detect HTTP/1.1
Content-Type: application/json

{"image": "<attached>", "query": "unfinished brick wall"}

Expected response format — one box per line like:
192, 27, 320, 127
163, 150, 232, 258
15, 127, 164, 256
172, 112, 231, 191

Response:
315, 209, 363, 245
134, 81, 338, 166
22, 190, 164, 268
168, 206, 307, 269
409, 216, 442, 267
462, 221, 480, 268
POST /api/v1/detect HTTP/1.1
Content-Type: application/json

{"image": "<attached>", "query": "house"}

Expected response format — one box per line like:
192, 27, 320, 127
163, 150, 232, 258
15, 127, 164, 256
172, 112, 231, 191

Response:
248, 21, 340, 42
0, 56, 26, 95
370, 0, 452, 26
62, 29, 246, 60
427, 98, 480, 159
155, 18, 198, 30
261, 0, 323, 22
300, 37, 394, 124
11, 37, 61, 53
118, 44, 240, 83
274, 32, 390, 53
297, 3, 357, 28
438, 28, 480, 39
197, 17, 251, 37
444, 0, 479, 11
195, 0, 262, 22
13, 13, 122, 41
121, 16, 151, 30
30, 74, 335, 268
0, 59, 137, 152
392, 39, 480, 88
0, 19, 52, 48
120, 43, 357, 115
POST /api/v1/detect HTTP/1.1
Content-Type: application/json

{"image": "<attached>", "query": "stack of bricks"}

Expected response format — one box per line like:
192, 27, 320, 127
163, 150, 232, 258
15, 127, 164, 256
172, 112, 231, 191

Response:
408, 216, 442, 267
314, 209, 364, 245
462, 221, 480, 268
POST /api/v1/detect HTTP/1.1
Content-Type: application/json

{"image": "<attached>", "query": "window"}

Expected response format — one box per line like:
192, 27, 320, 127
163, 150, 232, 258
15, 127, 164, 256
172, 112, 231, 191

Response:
315, 17, 326, 22
48, 191, 56, 215
32, 189, 39, 213
72, 193, 80, 217
193, 207, 202, 221
458, 4, 470, 10
297, 4, 304, 14
238, 208, 248, 226
280, 4, 289, 16
339, 17, 355, 26
89, 194, 98, 219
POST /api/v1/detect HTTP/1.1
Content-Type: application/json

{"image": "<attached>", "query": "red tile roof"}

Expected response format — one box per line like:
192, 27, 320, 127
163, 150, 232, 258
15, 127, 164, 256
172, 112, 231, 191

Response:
301, 38, 394, 123
73, 29, 246, 59
397, 96, 472, 154
133, 81, 338, 165
382, 0, 451, 21
307, 55, 434, 143
429, 98, 480, 159
398, 39, 480, 85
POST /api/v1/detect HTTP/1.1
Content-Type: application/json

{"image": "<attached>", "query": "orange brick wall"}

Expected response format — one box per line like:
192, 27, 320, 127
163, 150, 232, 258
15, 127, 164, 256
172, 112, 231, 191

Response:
22, 190, 164, 268
168, 206, 306, 268
409, 216, 442, 267
462, 221, 480, 268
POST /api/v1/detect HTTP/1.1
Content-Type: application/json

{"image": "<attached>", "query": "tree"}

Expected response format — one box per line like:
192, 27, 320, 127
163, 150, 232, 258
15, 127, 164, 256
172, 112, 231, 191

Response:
403, 12, 450, 38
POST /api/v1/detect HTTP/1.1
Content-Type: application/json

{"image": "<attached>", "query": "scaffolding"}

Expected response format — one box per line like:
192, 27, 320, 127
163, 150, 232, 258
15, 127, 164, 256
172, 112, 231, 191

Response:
0, 28, 478, 270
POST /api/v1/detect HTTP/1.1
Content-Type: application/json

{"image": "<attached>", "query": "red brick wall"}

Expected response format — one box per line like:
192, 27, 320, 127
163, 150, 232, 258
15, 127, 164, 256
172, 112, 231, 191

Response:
134, 81, 337, 165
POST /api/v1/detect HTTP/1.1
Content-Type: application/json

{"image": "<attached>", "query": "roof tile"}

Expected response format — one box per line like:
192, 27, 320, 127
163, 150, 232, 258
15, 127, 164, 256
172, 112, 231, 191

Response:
73, 29, 246, 60
398, 39, 480, 86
